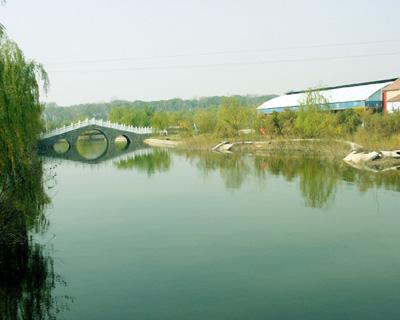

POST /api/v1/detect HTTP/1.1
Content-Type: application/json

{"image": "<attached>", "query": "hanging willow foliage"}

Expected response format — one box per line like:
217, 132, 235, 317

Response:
0, 15, 69, 320
0, 31, 49, 182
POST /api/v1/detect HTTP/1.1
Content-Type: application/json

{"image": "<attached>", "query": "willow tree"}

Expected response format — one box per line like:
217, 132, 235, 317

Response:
0, 31, 48, 183
0, 28, 49, 259
0, 29, 67, 320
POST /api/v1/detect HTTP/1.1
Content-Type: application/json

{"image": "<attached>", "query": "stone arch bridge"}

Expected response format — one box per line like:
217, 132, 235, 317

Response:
39, 118, 153, 164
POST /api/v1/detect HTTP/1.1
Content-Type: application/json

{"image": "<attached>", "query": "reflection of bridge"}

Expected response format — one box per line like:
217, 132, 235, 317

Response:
42, 145, 153, 165
39, 118, 153, 164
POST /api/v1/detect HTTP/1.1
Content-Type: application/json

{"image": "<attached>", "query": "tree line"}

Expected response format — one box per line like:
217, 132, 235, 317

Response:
107, 97, 258, 136
43, 94, 276, 129
106, 92, 400, 150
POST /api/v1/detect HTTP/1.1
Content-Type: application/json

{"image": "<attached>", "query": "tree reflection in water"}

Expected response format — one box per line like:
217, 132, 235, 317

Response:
255, 155, 339, 208
0, 157, 71, 320
115, 149, 171, 176
187, 152, 253, 189
185, 151, 400, 208
115, 148, 400, 208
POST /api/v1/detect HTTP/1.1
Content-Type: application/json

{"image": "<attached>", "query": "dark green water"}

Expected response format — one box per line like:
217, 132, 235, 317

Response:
3, 143, 400, 319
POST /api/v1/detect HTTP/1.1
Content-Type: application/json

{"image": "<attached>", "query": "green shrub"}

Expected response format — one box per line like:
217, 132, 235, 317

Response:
364, 112, 400, 138
336, 109, 362, 134
215, 97, 252, 136
150, 111, 170, 131
279, 109, 297, 136
296, 110, 341, 138
194, 109, 216, 134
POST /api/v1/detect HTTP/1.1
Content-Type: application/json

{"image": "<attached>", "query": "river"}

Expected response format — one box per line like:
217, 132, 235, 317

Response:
2, 141, 400, 319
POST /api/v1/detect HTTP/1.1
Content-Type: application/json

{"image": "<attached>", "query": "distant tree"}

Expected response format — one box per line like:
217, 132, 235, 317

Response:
43, 95, 277, 128
215, 97, 250, 136
151, 111, 170, 131
194, 109, 216, 133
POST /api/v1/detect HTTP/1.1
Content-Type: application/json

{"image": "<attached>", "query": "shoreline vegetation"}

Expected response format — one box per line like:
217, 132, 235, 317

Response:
144, 135, 400, 171
131, 94, 400, 171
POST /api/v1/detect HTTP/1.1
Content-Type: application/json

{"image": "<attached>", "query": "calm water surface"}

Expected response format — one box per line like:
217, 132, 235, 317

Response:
40, 145, 400, 319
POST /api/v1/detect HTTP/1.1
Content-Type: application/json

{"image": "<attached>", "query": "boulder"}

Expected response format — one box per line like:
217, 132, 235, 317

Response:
211, 141, 228, 151
381, 150, 400, 159
344, 151, 381, 163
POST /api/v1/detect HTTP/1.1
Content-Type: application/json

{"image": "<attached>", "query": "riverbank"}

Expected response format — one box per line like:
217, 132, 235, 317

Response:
145, 135, 352, 156
144, 138, 183, 148
144, 135, 400, 171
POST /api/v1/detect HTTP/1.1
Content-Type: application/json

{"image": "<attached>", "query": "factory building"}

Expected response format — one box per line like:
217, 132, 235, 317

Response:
383, 79, 400, 113
257, 78, 398, 114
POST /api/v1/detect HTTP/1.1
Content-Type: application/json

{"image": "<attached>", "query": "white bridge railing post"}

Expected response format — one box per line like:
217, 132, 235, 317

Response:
41, 118, 153, 140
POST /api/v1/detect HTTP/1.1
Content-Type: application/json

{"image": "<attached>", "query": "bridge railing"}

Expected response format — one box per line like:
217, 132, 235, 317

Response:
41, 118, 153, 139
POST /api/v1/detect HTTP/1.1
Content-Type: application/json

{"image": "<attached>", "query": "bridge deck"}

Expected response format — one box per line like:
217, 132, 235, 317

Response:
41, 118, 152, 140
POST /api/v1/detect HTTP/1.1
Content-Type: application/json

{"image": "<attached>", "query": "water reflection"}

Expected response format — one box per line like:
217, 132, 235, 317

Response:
115, 149, 171, 176
182, 151, 400, 208
34, 143, 400, 319
43, 139, 400, 210
186, 152, 252, 189
255, 156, 338, 208
0, 156, 71, 319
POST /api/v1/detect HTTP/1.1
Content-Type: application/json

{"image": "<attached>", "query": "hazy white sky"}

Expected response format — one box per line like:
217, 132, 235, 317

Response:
1, 0, 400, 105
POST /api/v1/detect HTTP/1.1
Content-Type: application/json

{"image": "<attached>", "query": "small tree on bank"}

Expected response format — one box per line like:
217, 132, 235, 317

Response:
215, 97, 253, 136
151, 111, 170, 131
295, 89, 340, 138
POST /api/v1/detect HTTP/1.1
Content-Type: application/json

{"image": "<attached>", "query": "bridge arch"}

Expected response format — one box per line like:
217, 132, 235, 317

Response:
114, 134, 130, 151
53, 138, 71, 154
75, 128, 109, 160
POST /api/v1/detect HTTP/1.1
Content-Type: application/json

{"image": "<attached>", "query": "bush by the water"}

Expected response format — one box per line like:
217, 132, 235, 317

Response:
257, 108, 363, 139
253, 92, 400, 149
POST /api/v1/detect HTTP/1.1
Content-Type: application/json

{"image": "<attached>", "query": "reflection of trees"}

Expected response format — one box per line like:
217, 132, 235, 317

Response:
219, 157, 251, 189
182, 151, 400, 209
256, 154, 400, 208
184, 152, 252, 189
298, 160, 337, 208
119, 148, 400, 206
0, 240, 71, 320
0, 157, 71, 320
115, 149, 171, 176
341, 166, 400, 193
255, 155, 338, 208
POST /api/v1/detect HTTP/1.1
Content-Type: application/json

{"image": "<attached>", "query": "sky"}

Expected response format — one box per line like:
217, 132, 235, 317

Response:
1, 0, 400, 106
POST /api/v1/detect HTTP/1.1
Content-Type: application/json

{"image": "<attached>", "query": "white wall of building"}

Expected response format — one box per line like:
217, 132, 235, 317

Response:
387, 102, 400, 113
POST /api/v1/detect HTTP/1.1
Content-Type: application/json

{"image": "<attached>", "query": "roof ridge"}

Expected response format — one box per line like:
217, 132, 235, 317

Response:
286, 78, 397, 95
383, 78, 400, 91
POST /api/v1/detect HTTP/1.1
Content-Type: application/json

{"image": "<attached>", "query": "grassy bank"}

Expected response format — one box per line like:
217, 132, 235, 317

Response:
146, 134, 352, 160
